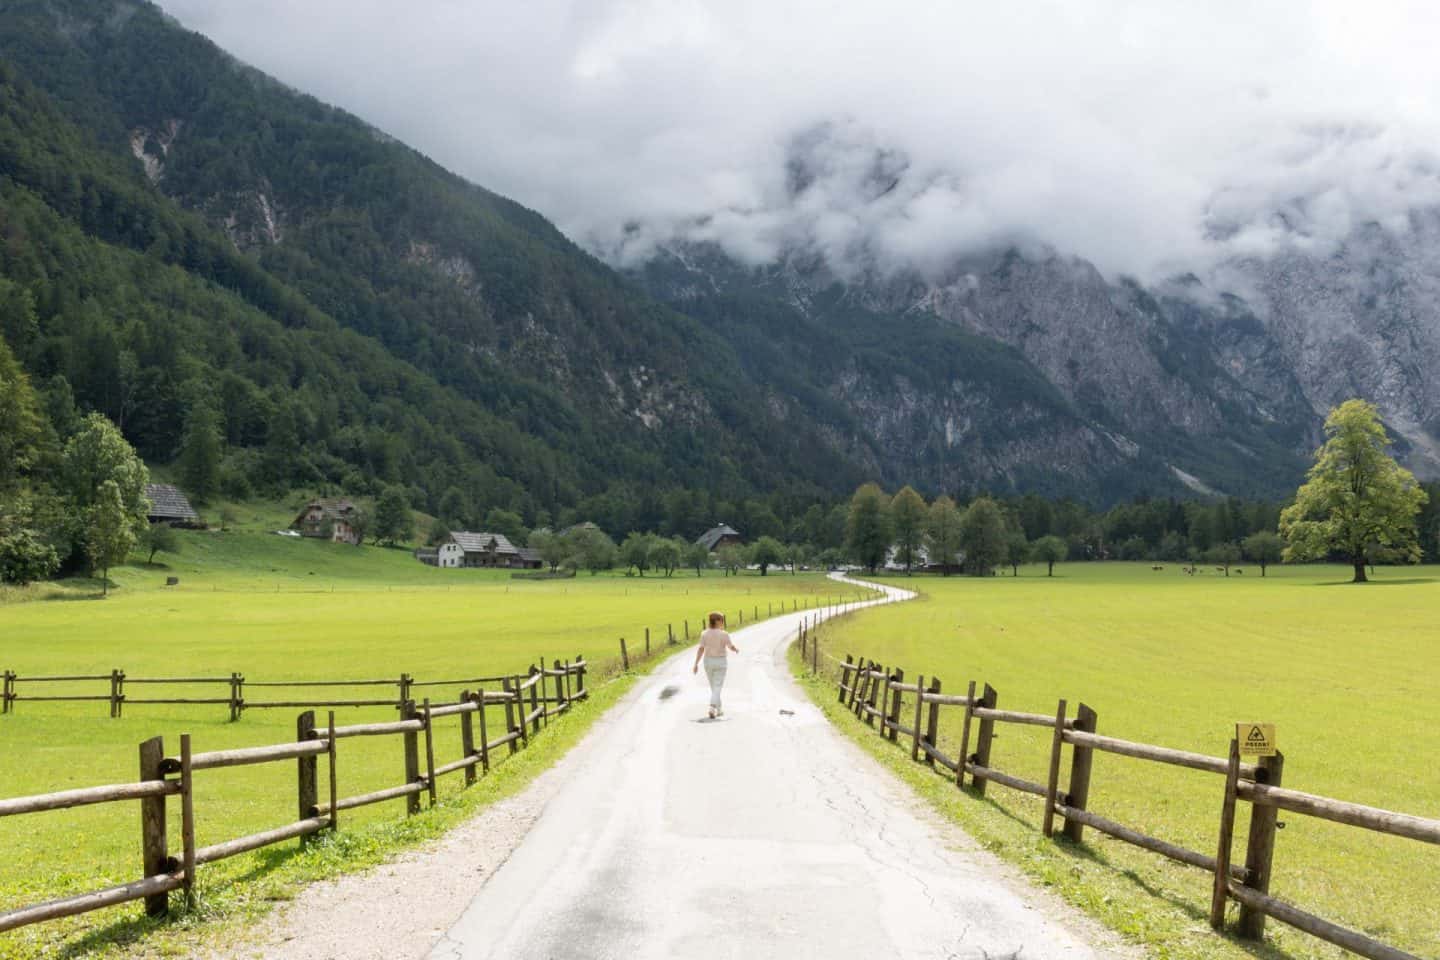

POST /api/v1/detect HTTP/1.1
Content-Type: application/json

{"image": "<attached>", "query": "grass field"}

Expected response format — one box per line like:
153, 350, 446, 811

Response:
802, 563, 1440, 959
0, 516, 852, 957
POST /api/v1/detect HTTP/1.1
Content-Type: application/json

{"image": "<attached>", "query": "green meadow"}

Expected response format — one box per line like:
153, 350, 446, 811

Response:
0, 516, 850, 957
806, 563, 1440, 959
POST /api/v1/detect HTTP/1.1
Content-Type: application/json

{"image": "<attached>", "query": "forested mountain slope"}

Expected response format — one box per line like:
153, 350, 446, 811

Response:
0, 0, 857, 529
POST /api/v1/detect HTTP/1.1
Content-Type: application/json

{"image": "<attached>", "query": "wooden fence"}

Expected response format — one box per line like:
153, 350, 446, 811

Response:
0, 658, 588, 935
822, 650, 1439, 960
0, 591, 867, 719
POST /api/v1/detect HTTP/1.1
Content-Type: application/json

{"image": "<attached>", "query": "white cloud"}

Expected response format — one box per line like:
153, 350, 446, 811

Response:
159, 0, 1440, 280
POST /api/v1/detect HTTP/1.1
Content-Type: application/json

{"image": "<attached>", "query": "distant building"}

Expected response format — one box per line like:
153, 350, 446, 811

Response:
696, 524, 743, 552
414, 546, 439, 566
144, 483, 201, 527
435, 531, 540, 569
292, 498, 361, 546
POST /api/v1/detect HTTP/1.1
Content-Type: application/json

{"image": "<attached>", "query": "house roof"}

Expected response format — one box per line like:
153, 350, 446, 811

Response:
516, 547, 543, 564
144, 483, 199, 522
294, 498, 357, 525
449, 531, 519, 555
697, 524, 741, 551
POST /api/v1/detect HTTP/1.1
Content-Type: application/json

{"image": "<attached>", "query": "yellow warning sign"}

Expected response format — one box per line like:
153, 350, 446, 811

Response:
1237, 723, 1277, 757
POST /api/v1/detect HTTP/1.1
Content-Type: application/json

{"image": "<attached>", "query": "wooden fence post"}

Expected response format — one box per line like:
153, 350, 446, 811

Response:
970, 683, 999, 796
109, 669, 120, 719
503, 678, 522, 752
645, 628, 650, 656
138, 736, 169, 918
401, 700, 421, 815
685, 620, 690, 643
2, 670, 13, 713
668, 623, 675, 645
1211, 738, 1242, 929
460, 691, 478, 786
911, 674, 925, 760
297, 710, 318, 825
957, 680, 978, 788
527, 667, 541, 735
326, 712, 337, 831
811, 629, 819, 674
922, 678, 941, 768
839, 654, 852, 702
1238, 752, 1285, 939
537, 660, 548, 727
865, 663, 883, 727
398, 673, 412, 711
575, 653, 586, 698
228, 672, 242, 722
1043, 699, 1068, 837
473, 690, 490, 773
620, 637, 629, 671
1062, 703, 1098, 843
513, 676, 529, 748
886, 668, 904, 742
179, 733, 196, 907
422, 699, 438, 808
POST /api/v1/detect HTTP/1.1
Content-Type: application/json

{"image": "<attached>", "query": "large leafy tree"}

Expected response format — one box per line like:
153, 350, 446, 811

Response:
924, 496, 964, 575
889, 486, 928, 574
1279, 400, 1428, 583
847, 483, 892, 574
960, 497, 1007, 576
60, 413, 149, 566
620, 532, 654, 576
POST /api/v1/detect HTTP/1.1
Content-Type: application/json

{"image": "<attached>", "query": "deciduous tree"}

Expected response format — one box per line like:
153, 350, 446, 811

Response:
1279, 399, 1429, 582
1030, 535, 1067, 577
924, 496, 964, 575
1241, 531, 1283, 577
750, 535, 784, 576
889, 486, 928, 574
86, 480, 135, 595
847, 483, 892, 574
140, 523, 179, 564
960, 497, 1006, 576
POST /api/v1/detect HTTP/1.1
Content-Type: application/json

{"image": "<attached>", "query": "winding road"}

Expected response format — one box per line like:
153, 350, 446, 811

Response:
421, 576, 1126, 960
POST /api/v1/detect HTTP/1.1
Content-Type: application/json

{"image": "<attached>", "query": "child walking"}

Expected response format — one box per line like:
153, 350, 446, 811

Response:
692, 611, 739, 718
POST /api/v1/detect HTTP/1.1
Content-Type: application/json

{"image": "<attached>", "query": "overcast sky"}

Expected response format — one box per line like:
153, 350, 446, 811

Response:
159, 0, 1440, 281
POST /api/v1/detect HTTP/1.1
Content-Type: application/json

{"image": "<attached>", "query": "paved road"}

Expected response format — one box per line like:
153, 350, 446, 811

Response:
429, 578, 1123, 960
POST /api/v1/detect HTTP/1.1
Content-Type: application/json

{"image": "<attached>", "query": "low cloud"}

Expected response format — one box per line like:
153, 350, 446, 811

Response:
160, 0, 1440, 281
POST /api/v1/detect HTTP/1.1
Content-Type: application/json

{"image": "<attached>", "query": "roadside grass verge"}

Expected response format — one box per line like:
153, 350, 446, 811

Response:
790, 565, 1439, 960
0, 661, 648, 960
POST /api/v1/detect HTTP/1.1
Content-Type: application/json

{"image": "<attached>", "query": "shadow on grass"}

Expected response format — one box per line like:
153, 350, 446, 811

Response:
1308, 577, 1437, 587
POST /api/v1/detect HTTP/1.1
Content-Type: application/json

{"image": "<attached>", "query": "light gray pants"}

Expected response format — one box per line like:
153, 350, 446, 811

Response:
703, 656, 728, 710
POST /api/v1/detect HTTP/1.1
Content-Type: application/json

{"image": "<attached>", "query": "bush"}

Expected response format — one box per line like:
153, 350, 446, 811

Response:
0, 528, 61, 585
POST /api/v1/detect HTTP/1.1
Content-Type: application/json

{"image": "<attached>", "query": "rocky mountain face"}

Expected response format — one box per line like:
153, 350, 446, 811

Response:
634, 222, 1440, 501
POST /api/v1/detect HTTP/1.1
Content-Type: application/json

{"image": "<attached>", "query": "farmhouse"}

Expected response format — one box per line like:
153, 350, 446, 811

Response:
292, 498, 361, 546
696, 523, 743, 552
143, 483, 201, 527
435, 531, 542, 569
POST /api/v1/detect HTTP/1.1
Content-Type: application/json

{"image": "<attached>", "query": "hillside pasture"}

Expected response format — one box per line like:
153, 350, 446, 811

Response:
810, 563, 1439, 959
0, 526, 848, 956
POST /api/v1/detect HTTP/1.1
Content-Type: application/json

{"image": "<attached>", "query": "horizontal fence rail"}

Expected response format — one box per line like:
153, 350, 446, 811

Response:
0, 655, 593, 937
0, 591, 873, 720
820, 648, 1439, 960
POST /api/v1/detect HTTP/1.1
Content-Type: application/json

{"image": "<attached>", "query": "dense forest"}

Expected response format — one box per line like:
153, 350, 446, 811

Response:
0, 0, 859, 534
